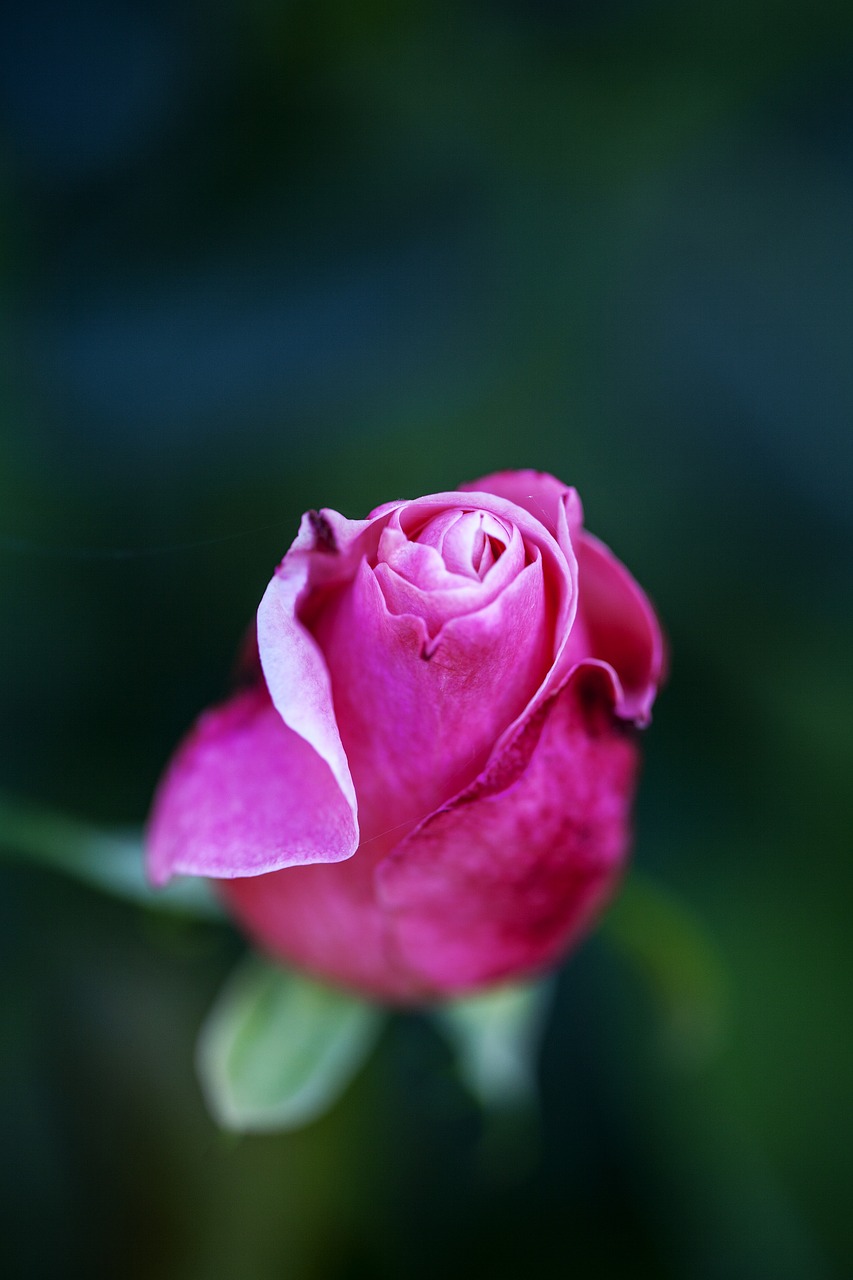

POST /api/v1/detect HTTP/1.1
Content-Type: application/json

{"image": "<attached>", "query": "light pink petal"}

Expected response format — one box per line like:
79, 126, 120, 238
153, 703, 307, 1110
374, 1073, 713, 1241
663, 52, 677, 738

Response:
312, 552, 552, 850
410, 508, 511, 578
375, 487, 577, 684
370, 488, 575, 566
257, 508, 377, 828
444, 485, 592, 712
147, 687, 359, 885
379, 532, 468, 592
374, 515, 527, 635
377, 665, 640, 995
461, 469, 584, 542
576, 531, 665, 726
461, 471, 593, 679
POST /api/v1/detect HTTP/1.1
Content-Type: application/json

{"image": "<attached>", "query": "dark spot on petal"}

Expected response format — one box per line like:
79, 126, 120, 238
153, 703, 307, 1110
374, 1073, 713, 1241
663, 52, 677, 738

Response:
308, 510, 338, 554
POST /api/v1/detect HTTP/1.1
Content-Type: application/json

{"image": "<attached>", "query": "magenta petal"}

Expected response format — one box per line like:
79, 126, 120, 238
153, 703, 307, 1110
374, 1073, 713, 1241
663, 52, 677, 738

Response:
468, 470, 664, 725
576, 532, 665, 726
313, 554, 552, 848
147, 687, 359, 885
221, 854, 418, 1002
377, 667, 640, 995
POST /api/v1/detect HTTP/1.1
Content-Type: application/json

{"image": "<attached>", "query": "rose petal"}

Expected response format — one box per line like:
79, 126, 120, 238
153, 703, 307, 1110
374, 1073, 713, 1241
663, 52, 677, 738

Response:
371, 489, 578, 703
313, 552, 552, 849
147, 686, 359, 885
576, 532, 665, 726
257, 508, 375, 836
414, 508, 510, 578
467, 470, 664, 724
221, 847, 418, 1002
377, 665, 639, 994
461, 469, 584, 543
374, 513, 527, 634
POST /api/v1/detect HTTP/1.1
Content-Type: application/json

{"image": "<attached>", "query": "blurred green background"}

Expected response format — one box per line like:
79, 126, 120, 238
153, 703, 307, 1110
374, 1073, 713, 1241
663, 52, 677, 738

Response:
1, 1, 852, 1276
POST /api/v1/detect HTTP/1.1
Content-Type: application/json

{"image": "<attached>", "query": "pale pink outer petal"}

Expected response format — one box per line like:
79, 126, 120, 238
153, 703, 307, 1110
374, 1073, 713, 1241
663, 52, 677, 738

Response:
376, 665, 640, 995
147, 687, 359, 885
148, 507, 378, 886
257, 509, 371, 827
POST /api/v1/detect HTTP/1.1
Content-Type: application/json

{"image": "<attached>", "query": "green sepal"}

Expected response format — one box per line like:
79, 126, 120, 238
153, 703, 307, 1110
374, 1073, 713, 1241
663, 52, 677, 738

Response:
197, 956, 384, 1133
433, 978, 554, 1110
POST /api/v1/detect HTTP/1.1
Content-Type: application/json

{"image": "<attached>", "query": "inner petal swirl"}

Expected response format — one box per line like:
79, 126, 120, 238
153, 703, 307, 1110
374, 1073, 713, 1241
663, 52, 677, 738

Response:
372, 505, 526, 636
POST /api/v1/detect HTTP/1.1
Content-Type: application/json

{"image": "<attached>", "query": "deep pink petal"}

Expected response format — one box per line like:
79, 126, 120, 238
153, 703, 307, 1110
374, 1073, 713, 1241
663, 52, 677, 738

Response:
221, 854, 420, 1002
576, 532, 665, 726
147, 686, 359, 885
467, 470, 664, 724
376, 665, 640, 995
313, 553, 552, 849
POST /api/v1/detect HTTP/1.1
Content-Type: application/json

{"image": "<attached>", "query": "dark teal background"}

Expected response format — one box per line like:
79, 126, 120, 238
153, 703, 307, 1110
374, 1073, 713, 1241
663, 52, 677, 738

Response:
1, 2, 852, 1277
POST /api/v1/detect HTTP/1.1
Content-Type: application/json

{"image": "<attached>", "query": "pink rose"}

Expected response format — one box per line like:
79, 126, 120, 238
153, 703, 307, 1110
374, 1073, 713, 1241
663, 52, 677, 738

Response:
148, 470, 664, 1001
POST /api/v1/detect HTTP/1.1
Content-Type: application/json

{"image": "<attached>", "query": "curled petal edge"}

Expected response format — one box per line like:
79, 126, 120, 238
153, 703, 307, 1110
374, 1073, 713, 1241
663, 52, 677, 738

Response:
257, 509, 374, 842
576, 532, 666, 727
465, 470, 664, 726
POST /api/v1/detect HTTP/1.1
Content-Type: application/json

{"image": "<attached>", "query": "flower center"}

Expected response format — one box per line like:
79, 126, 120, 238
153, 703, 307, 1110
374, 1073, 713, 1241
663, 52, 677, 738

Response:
416, 509, 508, 582
372, 503, 522, 634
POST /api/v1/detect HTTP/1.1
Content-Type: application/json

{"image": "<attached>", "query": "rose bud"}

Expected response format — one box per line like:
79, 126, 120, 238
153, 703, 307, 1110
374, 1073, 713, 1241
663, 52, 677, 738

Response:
148, 471, 664, 1002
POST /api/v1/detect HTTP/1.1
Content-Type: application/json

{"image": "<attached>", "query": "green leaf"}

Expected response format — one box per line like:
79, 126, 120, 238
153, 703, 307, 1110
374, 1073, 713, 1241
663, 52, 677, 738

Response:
0, 792, 224, 920
434, 978, 554, 1110
197, 957, 384, 1132
601, 872, 727, 1066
